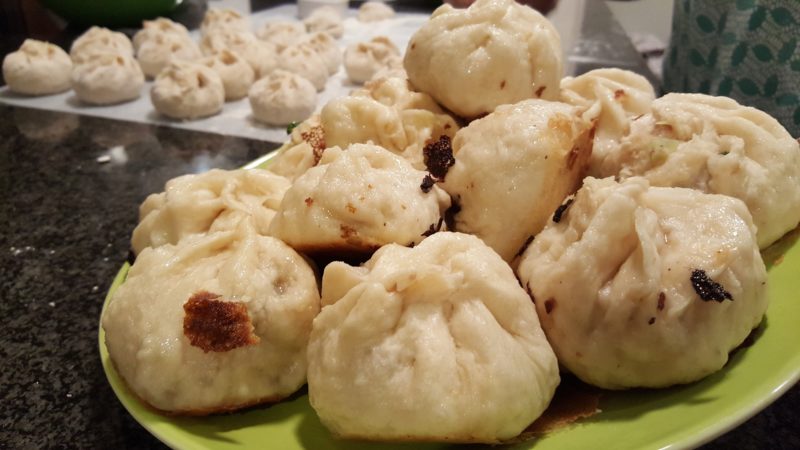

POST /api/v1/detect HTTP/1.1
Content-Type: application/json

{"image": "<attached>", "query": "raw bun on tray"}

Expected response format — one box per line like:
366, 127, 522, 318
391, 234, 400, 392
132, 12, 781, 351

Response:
517, 176, 768, 390
249, 69, 317, 125
71, 52, 144, 105
268, 144, 451, 256
344, 36, 401, 85
559, 68, 656, 177
257, 21, 308, 51
70, 26, 133, 63
610, 93, 800, 249
358, 1, 396, 22
277, 42, 329, 91
201, 8, 252, 35
200, 28, 278, 78
151, 61, 225, 120
303, 6, 344, 39
131, 168, 291, 255
308, 231, 559, 442
440, 99, 592, 262
200, 50, 255, 101
133, 17, 191, 52
302, 32, 342, 75
2, 39, 72, 95
136, 32, 202, 79
103, 221, 320, 414
404, 0, 562, 119
320, 76, 459, 170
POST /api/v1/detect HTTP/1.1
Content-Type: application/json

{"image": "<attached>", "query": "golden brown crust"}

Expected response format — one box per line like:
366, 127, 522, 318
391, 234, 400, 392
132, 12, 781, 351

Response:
183, 291, 260, 353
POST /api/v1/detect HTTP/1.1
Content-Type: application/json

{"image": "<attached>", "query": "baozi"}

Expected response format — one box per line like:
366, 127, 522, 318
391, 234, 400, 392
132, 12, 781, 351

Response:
344, 36, 400, 85
201, 8, 252, 35
303, 6, 344, 39
257, 21, 308, 52
104, 221, 320, 414
201, 28, 278, 78
404, 0, 562, 119
358, 1, 395, 22
133, 17, 191, 52
71, 52, 144, 105
308, 231, 559, 442
302, 31, 341, 75
277, 43, 329, 91
136, 32, 202, 79
2, 39, 72, 96
70, 26, 133, 63
131, 168, 291, 255
268, 143, 451, 256
150, 61, 225, 120
249, 69, 317, 126
516, 177, 768, 389
440, 99, 592, 262
200, 50, 255, 101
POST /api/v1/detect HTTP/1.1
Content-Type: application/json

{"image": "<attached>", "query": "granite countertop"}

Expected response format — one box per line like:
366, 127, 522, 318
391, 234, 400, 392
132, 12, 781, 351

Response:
0, 1, 798, 449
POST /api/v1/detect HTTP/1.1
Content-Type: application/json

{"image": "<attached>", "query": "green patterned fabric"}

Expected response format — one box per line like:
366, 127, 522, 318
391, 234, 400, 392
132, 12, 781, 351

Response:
663, 0, 800, 136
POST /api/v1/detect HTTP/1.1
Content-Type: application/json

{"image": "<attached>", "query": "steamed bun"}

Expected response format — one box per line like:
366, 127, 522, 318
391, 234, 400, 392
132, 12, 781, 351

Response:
200, 50, 255, 101
404, 0, 562, 119
266, 114, 325, 181
440, 99, 592, 262
249, 69, 317, 126
611, 93, 800, 249
303, 6, 344, 39
70, 26, 133, 63
358, 1, 395, 22
277, 43, 329, 91
71, 52, 144, 105
559, 68, 656, 177
131, 168, 291, 255
103, 221, 320, 414
269, 143, 451, 256
136, 32, 202, 78
517, 177, 768, 389
257, 21, 308, 51
151, 61, 225, 120
344, 36, 400, 85
200, 28, 278, 78
308, 231, 559, 442
133, 17, 191, 52
2, 39, 72, 95
320, 76, 459, 169
201, 8, 252, 35
303, 31, 341, 75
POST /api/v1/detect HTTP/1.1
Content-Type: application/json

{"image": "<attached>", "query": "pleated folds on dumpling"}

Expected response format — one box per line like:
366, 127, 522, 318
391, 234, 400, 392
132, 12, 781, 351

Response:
131, 168, 291, 255
404, 0, 562, 119
517, 177, 768, 390
2, 39, 72, 95
440, 99, 593, 262
308, 232, 559, 442
610, 93, 800, 249
104, 221, 320, 414
268, 143, 451, 256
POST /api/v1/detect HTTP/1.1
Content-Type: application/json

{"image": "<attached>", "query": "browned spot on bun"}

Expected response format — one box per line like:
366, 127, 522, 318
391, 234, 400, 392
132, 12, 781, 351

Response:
183, 291, 259, 353
346, 202, 357, 214
301, 125, 326, 164
423, 135, 455, 180
614, 89, 625, 100
535, 86, 546, 98
410, 42, 416, 50
500, 80, 506, 89
420, 174, 435, 193
657, 292, 666, 310
340, 224, 357, 239
544, 298, 556, 314
304, 197, 314, 207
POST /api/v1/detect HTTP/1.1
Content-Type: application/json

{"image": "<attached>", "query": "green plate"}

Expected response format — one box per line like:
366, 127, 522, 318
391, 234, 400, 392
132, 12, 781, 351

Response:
99, 154, 800, 450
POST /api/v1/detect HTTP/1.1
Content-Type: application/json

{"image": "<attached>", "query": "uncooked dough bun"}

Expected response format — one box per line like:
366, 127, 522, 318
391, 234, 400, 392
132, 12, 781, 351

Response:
612, 93, 800, 249
137, 32, 202, 78
71, 52, 144, 105
358, 1, 395, 21
269, 144, 452, 256
150, 61, 225, 120
559, 68, 656, 177
103, 221, 320, 414
308, 231, 560, 442
133, 17, 190, 52
440, 99, 592, 262
344, 36, 400, 85
2, 39, 72, 95
200, 50, 255, 101
302, 31, 341, 75
404, 0, 562, 119
516, 177, 768, 389
249, 69, 317, 126
201, 28, 278, 78
303, 6, 344, 39
320, 76, 459, 170
70, 26, 134, 63
257, 21, 308, 51
201, 8, 252, 35
131, 168, 291, 255
277, 43, 329, 91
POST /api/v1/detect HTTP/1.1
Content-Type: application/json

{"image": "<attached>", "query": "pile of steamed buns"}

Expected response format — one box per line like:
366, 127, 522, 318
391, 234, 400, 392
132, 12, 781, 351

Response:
1, 2, 400, 125
100, 0, 800, 444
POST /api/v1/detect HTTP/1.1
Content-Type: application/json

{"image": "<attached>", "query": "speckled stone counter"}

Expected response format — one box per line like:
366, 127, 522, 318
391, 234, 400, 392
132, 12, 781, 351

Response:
0, 102, 798, 449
